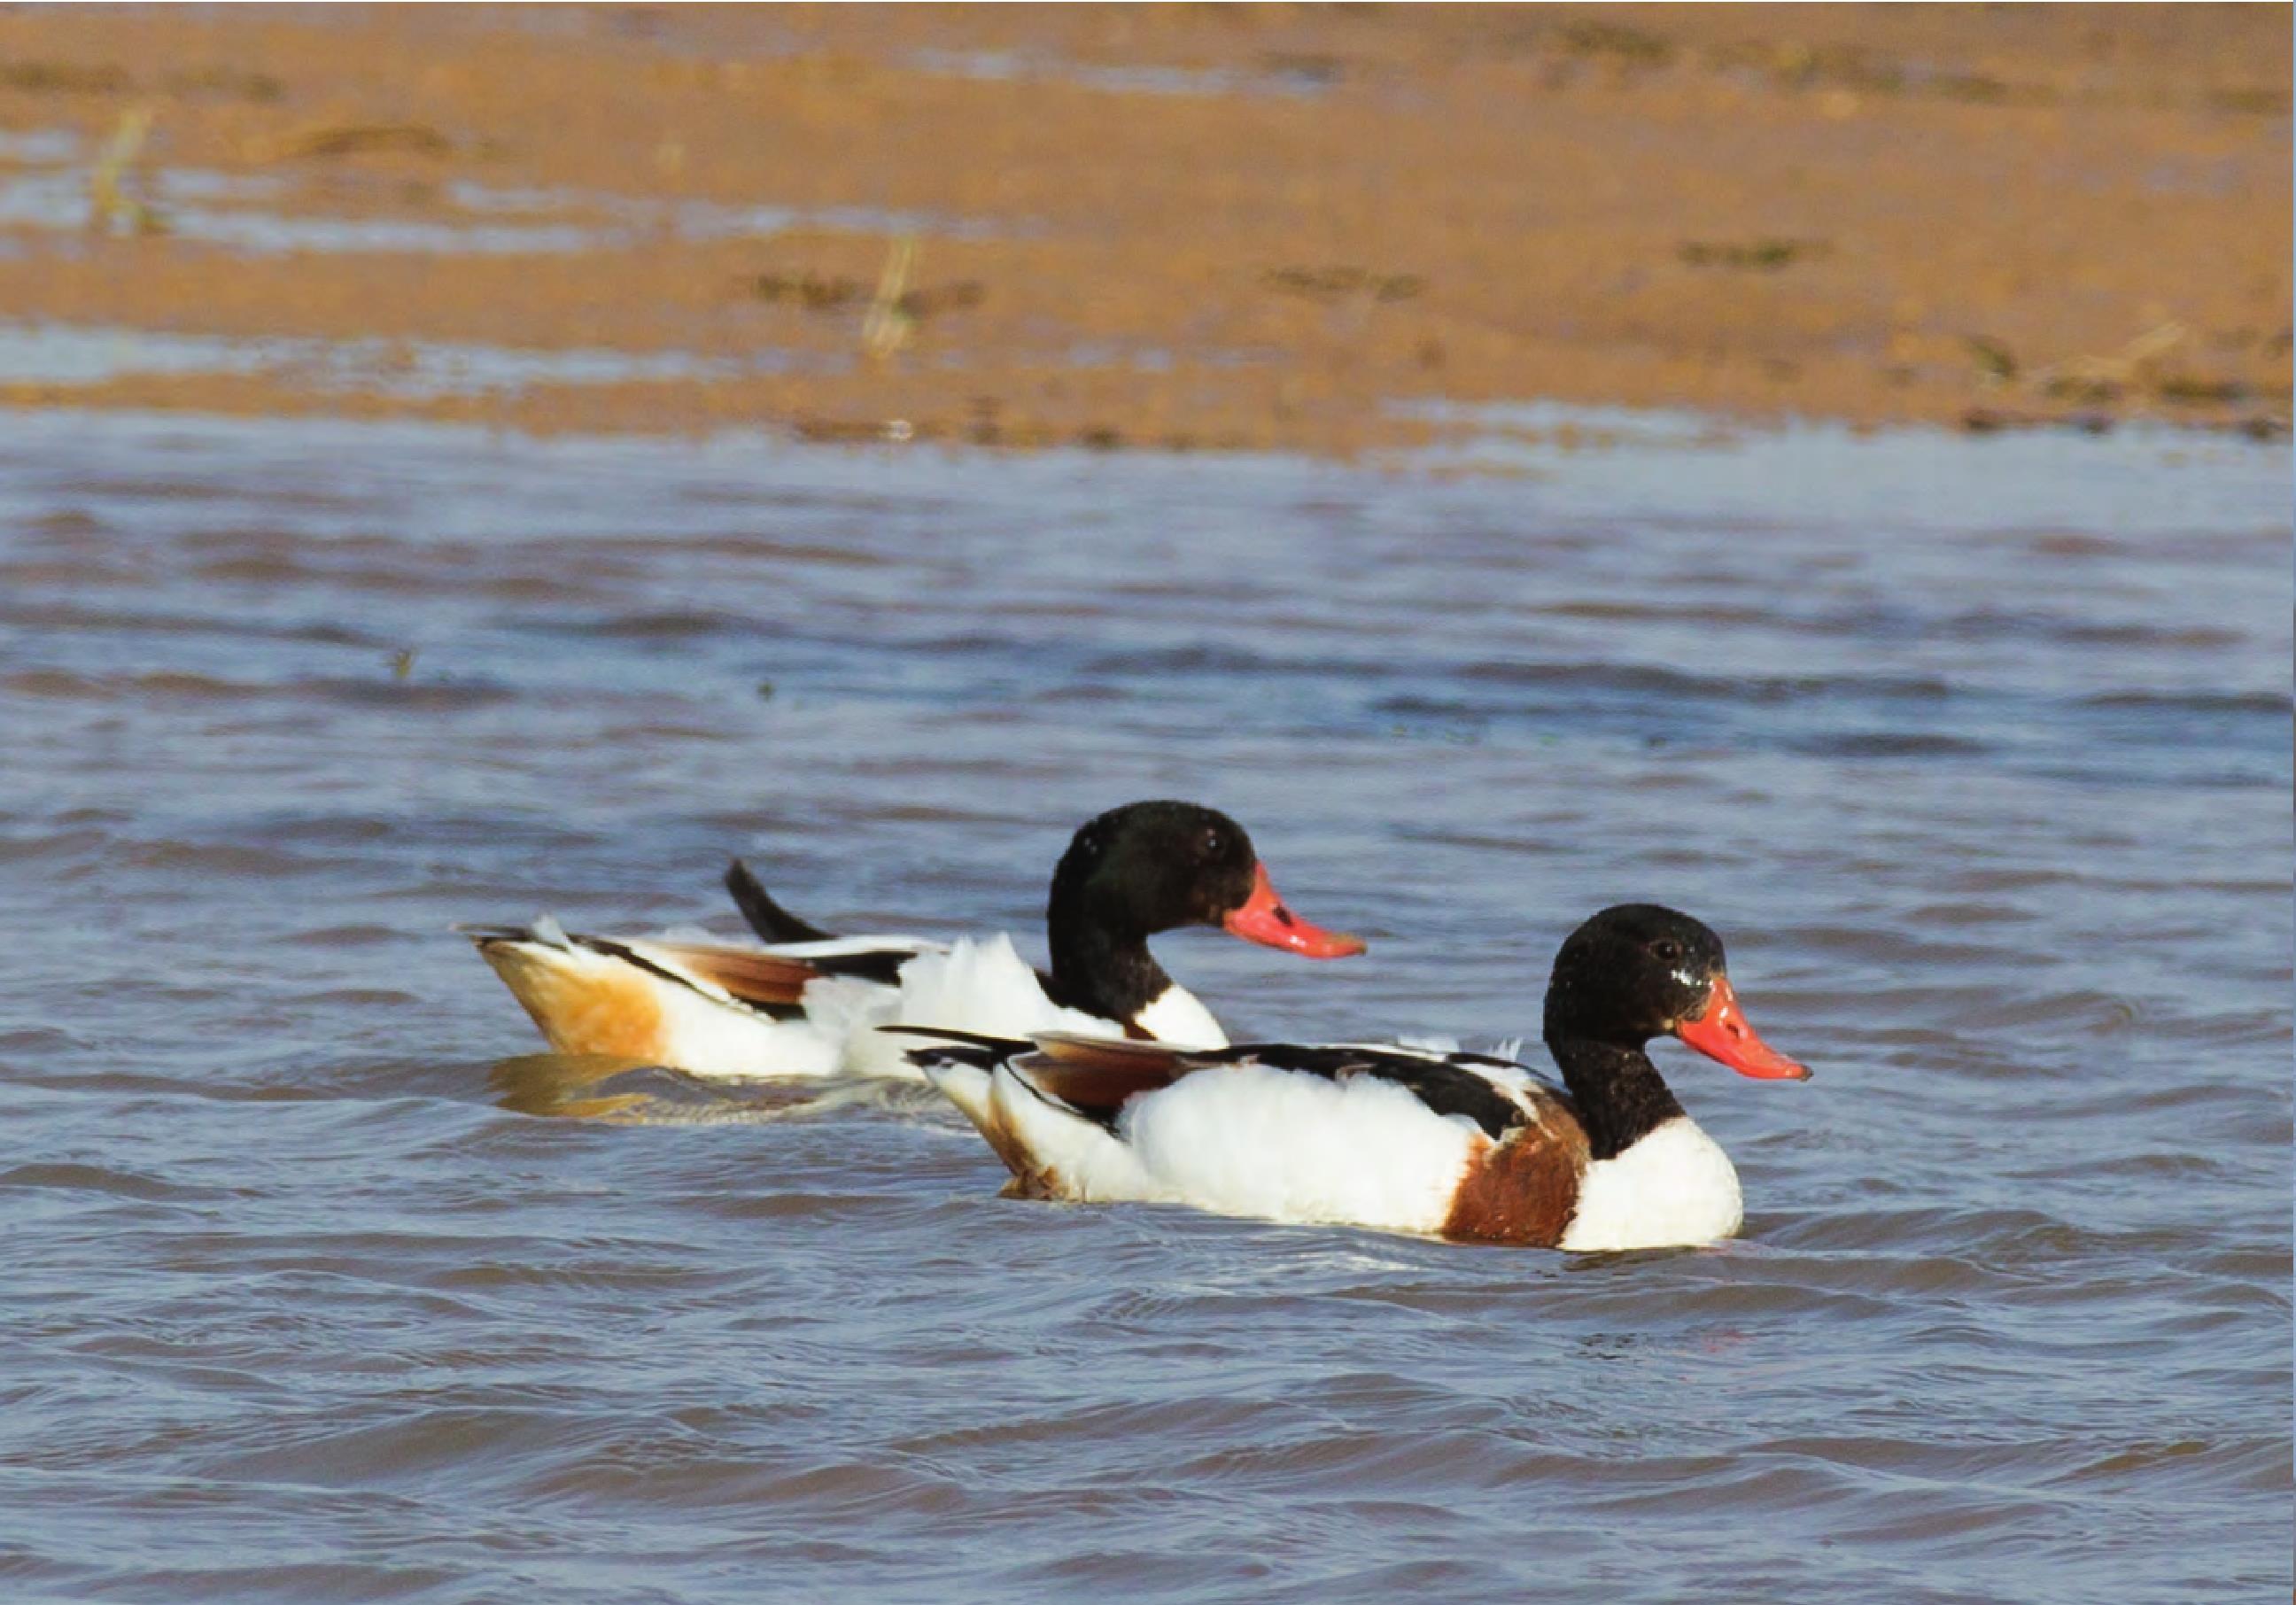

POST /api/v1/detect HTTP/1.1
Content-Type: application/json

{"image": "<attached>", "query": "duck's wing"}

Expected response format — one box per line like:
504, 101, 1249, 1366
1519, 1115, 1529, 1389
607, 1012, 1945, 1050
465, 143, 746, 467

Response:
461, 924, 803, 1008
906, 1031, 1547, 1136
1214, 1042, 1543, 1140
465, 917, 946, 1078
463, 920, 829, 1074
910, 1031, 1578, 1237
1013, 1033, 1219, 1125
903, 1029, 1190, 1202
895, 1028, 1179, 1194
586, 935, 826, 1011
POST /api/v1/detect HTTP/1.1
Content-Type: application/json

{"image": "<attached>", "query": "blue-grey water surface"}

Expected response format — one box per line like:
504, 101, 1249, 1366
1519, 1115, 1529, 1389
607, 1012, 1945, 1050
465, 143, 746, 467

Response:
0, 407, 2287, 1602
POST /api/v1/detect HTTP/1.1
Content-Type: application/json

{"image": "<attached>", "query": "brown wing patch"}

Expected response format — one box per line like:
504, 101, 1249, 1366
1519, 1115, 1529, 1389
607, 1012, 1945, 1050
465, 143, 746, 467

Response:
1016, 1035, 1200, 1121
1031, 1033, 1197, 1071
1440, 1087, 1592, 1248
477, 940, 671, 1060
642, 941, 821, 1008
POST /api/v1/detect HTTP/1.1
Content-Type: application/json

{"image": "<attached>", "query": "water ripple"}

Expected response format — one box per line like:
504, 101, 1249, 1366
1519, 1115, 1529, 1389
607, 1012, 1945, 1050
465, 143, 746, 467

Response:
0, 409, 2283, 1603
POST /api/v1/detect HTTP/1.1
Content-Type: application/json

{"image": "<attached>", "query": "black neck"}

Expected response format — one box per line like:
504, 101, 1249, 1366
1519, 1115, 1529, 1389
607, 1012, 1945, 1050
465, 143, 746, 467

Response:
1546, 1035, 1685, 1161
1043, 901, 1171, 1026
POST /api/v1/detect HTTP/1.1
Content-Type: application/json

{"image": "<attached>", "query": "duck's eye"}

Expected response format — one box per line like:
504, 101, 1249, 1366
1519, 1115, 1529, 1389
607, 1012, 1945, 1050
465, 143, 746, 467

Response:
1201, 828, 1223, 857
1652, 939, 1684, 964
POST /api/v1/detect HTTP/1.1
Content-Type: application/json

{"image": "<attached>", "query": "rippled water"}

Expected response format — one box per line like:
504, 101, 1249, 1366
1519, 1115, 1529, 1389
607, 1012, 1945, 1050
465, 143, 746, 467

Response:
2, 407, 2285, 1601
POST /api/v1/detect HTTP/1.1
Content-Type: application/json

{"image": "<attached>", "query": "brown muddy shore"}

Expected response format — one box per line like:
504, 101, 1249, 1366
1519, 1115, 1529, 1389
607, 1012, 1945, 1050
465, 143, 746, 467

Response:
0, 3, 2286, 455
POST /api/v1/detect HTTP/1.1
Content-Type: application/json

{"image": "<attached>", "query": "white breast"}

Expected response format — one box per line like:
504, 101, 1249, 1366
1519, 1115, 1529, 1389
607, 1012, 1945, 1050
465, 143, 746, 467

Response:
1129, 983, 1229, 1049
1556, 1116, 1742, 1252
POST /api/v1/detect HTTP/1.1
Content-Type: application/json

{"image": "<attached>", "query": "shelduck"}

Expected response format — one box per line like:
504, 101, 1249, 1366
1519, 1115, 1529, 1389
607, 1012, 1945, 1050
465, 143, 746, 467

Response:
465, 800, 1365, 1080
906, 903, 1809, 1250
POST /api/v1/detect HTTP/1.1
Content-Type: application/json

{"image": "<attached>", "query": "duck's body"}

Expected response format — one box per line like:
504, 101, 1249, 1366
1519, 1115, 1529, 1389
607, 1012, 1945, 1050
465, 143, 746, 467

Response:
910, 905, 1808, 1251
466, 919, 1121, 1080
468, 802, 1361, 1081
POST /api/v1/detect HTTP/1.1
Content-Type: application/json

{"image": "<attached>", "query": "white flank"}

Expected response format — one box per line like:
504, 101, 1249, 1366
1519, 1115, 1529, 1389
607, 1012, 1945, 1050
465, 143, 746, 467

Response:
990, 1064, 1167, 1198
637, 972, 847, 1077
1556, 1116, 1742, 1252
1042, 1060, 1469, 1239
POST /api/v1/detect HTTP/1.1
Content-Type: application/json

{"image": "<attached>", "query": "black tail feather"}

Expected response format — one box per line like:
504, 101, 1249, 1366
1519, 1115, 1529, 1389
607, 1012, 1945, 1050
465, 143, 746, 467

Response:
880, 1025, 1031, 1051
883, 1024, 1031, 1074
725, 858, 838, 944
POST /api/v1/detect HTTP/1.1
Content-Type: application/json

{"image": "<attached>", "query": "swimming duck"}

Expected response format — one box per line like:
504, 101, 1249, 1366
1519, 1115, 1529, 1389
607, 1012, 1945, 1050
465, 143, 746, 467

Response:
907, 903, 1808, 1250
465, 800, 1365, 1080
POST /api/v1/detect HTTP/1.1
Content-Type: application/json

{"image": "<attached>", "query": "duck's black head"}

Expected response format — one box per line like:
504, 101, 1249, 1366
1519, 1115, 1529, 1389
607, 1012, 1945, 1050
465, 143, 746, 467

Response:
1543, 903, 1808, 1082
1047, 800, 1364, 958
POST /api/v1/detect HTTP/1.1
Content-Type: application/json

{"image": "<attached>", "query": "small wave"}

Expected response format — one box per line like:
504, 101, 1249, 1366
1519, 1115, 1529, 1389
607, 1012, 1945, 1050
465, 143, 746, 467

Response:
1943, 609, 2247, 649
2080, 688, 2290, 715
1456, 659, 1956, 703
0, 1162, 237, 1203
527, 609, 755, 640
1794, 730, 1991, 757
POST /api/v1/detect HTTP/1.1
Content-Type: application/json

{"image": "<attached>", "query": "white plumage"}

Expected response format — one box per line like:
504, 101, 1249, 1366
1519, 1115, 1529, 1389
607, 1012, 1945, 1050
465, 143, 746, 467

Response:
928, 1043, 1750, 1252
468, 802, 1365, 1082
471, 921, 1230, 1081
1555, 1117, 1742, 1252
1117, 1061, 1481, 1231
926, 1043, 1503, 1233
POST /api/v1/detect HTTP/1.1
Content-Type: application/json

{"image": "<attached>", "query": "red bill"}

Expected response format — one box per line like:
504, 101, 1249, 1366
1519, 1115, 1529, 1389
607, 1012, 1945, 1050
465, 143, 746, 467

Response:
1222, 865, 1367, 959
1673, 974, 1811, 1081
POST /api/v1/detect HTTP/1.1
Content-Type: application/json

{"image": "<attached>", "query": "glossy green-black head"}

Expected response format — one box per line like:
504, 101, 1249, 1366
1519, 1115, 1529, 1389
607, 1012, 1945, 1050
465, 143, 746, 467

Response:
1048, 800, 1364, 957
1544, 903, 1808, 1080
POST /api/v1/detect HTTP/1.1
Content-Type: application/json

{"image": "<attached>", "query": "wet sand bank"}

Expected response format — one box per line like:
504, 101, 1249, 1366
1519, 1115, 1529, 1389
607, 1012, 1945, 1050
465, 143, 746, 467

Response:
0, 4, 2285, 454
